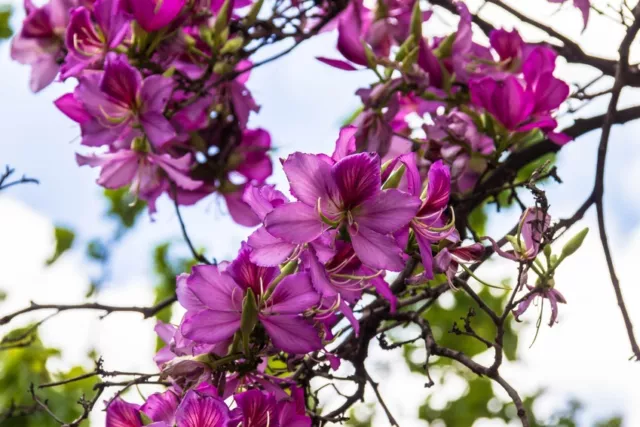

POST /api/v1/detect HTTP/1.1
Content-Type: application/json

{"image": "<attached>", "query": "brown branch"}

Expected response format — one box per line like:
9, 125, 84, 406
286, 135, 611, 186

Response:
0, 295, 177, 326
591, 6, 640, 360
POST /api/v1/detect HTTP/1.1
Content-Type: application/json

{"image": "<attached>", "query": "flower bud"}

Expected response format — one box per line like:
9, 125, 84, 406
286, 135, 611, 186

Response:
220, 37, 245, 54
240, 288, 259, 356
382, 164, 406, 189
561, 228, 589, 259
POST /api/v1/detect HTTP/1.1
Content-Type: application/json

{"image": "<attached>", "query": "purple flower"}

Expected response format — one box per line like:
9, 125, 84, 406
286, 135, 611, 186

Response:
469, 75, 534, 131
232, 387, 311, 427
485, 207, 551, 262
179, 246, 322, 354
264, 152, 421, 271
140, 390, 180, 425
173, 390, 231, 427
107, 391, 180, 427
71, 53, 176, 148
514, 283, 567, 327
130, 0, 187, 32
489, 28, 524, 71
409, 160, 455, 279
154, 321, 225, 368
61, 0, 131, 79
10, 0, 75, 92
106, 399, 143, 427
425, 110, 494, 192
76, 149, 201, 213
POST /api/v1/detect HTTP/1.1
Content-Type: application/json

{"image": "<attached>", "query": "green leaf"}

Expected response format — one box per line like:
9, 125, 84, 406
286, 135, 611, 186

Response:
104, 188, 145, 230
0, 6, 12, 40
46, 227, 75, 266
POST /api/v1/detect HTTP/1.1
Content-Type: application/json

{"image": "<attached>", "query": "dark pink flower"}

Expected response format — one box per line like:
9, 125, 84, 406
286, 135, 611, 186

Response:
264, 152, 420, 271
10, 0, 75, 92
76, 149, 201, 213
61, 0, 131, 78
514, 282, 567, 327
69, 54, 176, 148
178, 246, 322, 354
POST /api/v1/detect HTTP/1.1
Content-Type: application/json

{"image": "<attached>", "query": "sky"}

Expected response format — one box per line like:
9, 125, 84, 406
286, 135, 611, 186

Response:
1, 0, 640, 426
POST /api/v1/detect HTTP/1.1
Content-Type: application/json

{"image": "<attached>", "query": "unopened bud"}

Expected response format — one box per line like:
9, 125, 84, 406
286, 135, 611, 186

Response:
382, 164, 406, 189
220, 37, 245, 54
240, 288, 259, 356
561, 228, 589, 259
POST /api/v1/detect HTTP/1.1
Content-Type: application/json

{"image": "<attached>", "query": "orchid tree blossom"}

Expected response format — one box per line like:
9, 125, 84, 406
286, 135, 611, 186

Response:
178, 245, 322, 354
264, 151, 420, 271
61, 0, 131, 79
57, 53, 176, 148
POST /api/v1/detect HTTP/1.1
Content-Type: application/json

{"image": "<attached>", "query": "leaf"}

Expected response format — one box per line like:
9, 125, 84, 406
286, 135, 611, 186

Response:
46, 227, 75, 266
104, 188, 145, 231
0, 6, 12, 40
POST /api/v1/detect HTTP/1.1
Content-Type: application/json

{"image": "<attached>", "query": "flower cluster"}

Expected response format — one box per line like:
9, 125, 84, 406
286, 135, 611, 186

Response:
11, 0, 588, 423
13, 0, 271, 220
319, 1, 571, 194
108, 384, 310, 426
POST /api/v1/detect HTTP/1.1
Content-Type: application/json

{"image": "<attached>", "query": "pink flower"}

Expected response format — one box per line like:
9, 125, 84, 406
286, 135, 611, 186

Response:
178, 245, 322, 354
61, 54, 176, 148
76, 149, 201, 213
10, 0, 75, 92
264, 152, 421, 271
61, 0, 131, 79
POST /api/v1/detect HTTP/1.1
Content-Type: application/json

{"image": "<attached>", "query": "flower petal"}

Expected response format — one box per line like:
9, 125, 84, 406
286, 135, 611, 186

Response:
268, 272, 319, 314
265, 202, 325, 244
332, 152, 381, 208
349, 225, 406, 271
356, 189, 421, 234
180, 310, 241, 344
260, 315, 322, 354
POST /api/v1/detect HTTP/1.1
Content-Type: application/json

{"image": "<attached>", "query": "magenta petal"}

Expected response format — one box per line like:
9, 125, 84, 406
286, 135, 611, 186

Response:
132, 0, 187, 32
140, 111, 177, 148
371, 276, 397, 312
106, 399, 142, 427
247, 227, 296, 267
184, 265, 241, 312
548, 132, 572, 146
316, 57, 359, 71
336, 3, 368, 66
532, 72, 569, 113
242, 184, 287, 221
339, 299, 360, 336
282, 153, 337, 207
234, 390, 277, 427
425, 160, 451, 212
141, 75, 174, 112
415, 232, 435, 279
268, 272, 319, 314
223, 191, 261, 227
141, 391, 179, 423
181, 310, 241, 344
332, 152, 381, 207
356, 189, 421, 234
174, 390, 230, 427
55, 93, 91, 124
301, 250, 337, 297
260, 315, 322, 354
332, 126, 358, 160
265, 202, 325, 244
349, 225, 405, 271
